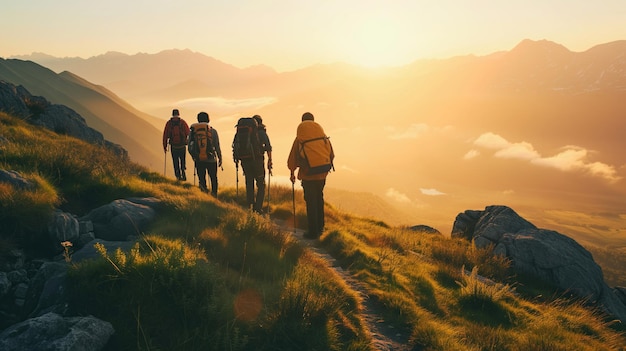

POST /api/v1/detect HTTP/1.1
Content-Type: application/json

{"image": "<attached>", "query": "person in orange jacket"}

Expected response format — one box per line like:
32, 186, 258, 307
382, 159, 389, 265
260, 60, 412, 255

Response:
287, 112, 333, 239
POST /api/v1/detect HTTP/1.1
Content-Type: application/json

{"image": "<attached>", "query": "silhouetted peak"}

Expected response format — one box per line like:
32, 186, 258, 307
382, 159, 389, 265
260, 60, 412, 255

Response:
510, 39, 571, 57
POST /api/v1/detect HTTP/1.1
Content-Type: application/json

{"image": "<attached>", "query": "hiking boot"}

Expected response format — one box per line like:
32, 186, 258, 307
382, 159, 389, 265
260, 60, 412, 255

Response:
181, 174, 187, 181
199, 184, 209, 193
253, 208, 268, 215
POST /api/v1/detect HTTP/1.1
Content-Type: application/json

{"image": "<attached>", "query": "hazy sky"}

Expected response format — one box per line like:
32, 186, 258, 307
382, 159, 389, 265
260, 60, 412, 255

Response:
3, 0, 626, 71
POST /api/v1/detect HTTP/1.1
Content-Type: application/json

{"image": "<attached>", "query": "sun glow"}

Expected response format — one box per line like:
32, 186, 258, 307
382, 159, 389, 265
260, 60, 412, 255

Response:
337, 15, 415, 68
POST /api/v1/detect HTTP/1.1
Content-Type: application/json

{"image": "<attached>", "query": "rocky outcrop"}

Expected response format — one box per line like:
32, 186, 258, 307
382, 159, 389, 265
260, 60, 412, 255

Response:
0, 174, 163, 348
452, 205, 626, 323
0, 80, 127, 157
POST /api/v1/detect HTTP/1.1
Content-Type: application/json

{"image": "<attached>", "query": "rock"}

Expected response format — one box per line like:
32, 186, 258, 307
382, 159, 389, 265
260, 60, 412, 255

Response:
71, 239, 138, 263
408, 225, 441, 235
0, 169, 35, 191
452, 205, 626, 322
26, 262, 68, 319
80, 198, 160, 241
0, 272, 10, 297
47, 210, 80, 247
0, 312, 114, 351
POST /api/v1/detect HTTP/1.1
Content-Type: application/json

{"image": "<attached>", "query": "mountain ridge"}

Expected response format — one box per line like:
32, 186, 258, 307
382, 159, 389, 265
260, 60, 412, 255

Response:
0, 58, 163, 171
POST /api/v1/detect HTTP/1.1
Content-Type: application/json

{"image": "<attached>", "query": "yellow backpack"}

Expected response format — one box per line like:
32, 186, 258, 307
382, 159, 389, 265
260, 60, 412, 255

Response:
188, 122, 215, 162
297, 121, 335, 175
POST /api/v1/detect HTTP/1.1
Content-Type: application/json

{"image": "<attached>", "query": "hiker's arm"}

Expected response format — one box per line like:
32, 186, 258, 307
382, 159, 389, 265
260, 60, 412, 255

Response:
287, 139, 298, 183
213, 129, 223, 166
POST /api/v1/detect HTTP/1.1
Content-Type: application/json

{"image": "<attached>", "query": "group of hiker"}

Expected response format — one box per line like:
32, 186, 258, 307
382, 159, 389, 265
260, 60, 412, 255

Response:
162, 109, 334, 239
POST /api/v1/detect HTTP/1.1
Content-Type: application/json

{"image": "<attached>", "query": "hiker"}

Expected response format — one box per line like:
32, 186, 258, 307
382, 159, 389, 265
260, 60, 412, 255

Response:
232, 115, 273, 213
188, 112, 222, 196
162, 108, 190, 181
288, 112, 334, 239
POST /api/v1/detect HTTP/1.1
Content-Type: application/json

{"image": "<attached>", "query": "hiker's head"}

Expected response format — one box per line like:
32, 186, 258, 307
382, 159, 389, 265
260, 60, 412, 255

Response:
302, 112, 314, 121
253, 115, 262, 125
197, 112, 209, 123
172, 109, 180, 117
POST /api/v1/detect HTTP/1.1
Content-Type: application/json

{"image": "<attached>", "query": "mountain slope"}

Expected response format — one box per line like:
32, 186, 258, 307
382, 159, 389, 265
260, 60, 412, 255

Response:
0, 58, 163, 171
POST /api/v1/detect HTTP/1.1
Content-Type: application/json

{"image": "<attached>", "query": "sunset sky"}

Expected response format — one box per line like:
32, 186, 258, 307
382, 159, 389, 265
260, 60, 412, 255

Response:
3, 0, 626, 71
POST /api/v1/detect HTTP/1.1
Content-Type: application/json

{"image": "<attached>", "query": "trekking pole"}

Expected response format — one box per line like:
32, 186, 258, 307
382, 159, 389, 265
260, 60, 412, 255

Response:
292, 181, 296, 233
266, 162, 272, 217
163, 146, 167, 177
235, 161, 239, 198
193, 164, 196, 186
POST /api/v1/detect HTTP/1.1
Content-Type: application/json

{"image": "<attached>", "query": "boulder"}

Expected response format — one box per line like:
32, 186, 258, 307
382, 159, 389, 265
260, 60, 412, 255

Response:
452, 205, 626, 322
47, 210, 80, 246
0, 312, 114, 351
80, 198, 160, 241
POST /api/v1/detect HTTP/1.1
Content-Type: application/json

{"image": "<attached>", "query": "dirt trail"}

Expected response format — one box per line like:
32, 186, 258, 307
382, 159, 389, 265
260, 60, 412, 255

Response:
280, 223, 413, 351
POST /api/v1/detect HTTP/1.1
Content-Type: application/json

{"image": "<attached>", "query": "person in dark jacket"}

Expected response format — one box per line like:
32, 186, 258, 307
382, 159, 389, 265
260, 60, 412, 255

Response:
162, 108, 190, 181
241, 115, 273, 213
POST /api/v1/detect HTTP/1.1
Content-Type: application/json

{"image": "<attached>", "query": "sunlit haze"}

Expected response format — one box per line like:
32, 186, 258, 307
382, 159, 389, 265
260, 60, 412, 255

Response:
1, 0, 625, 247
3, 0, 626, 71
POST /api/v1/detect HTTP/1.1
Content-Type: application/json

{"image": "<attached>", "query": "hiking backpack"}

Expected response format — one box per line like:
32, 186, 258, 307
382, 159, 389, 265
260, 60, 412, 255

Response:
169, 118, 186, 147
188, 123, 215, 162
297, 121, 335, 175
232, 117, 261, 161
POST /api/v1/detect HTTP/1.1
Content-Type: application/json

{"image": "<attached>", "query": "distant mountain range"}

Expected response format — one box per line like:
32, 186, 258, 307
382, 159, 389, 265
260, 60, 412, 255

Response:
3, 39, 626, 246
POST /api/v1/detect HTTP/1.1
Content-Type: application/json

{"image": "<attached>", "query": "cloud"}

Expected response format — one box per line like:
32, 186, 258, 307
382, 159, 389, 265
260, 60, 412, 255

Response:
474, 132, 510, 149
472, 133, 621, 182
339, 165, 359, 174
494, 141, 540, 160
463, 149, 480, 160
388, 123, 429, 140
386, 188, 412, 203
420, 188, 446, 196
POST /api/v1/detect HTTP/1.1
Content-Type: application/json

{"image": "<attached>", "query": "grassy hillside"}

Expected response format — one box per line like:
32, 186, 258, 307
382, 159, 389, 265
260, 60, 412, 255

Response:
1, 111, 624, 350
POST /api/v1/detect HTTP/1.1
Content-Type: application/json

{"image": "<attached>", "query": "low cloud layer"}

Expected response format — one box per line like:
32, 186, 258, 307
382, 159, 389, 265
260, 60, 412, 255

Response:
386, 123, 430, 140
471, 132, 621, 182
386, 188, 412, 203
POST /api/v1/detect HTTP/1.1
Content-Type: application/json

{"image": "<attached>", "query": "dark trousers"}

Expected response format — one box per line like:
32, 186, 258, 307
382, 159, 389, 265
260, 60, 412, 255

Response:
196, 161, 218, 196
302, 179, 326, 236
241, 158, 265, 211
171, 147, 186, 179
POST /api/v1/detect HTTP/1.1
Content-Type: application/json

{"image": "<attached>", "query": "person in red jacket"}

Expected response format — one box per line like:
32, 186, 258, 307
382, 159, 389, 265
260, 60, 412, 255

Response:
288, 112, 333, 239
162, 109, 190, 181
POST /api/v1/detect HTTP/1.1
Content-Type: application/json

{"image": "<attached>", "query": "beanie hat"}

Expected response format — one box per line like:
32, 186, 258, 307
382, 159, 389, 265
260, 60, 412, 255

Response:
253, 114, 262, 125
172, 109, 180, 116
197, 112, 209, 122
302, 112, 314, 121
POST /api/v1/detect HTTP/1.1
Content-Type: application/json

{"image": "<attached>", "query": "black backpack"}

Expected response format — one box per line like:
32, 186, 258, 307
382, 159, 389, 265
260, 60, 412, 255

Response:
232, 117, 261, 161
